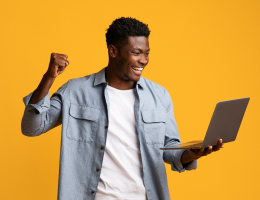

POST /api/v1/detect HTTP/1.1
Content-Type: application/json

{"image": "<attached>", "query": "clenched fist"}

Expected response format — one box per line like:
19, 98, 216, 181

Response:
46, 53, 69, 78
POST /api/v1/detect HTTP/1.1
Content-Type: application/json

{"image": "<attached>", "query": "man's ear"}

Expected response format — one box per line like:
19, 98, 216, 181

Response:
108, 44, 118, 58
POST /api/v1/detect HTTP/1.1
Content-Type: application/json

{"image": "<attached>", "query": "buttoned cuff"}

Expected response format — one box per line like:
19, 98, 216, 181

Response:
23, 92, 50, 114
171, 149, 197, 172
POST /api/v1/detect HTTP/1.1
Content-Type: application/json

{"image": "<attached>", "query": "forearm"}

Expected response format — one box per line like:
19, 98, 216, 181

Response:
29, 73, 55, 104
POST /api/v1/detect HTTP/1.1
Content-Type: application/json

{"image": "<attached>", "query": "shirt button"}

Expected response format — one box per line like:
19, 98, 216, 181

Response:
105, 125, 108, 129
91, 190, 95, 194
96, 168, 100, 172
100, 146, 104, 150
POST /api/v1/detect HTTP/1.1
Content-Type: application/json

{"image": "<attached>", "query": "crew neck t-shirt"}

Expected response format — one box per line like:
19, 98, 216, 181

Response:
95, 85, 147, 200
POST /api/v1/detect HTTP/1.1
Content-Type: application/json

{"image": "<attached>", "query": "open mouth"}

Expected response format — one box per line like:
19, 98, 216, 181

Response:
132, 67, 144, 71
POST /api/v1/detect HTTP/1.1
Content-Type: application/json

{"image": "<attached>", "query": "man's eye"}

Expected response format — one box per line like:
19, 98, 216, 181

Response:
132, 52, 140, 55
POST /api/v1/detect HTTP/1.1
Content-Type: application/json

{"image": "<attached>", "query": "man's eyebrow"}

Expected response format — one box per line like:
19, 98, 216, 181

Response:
132, 48, 150, 52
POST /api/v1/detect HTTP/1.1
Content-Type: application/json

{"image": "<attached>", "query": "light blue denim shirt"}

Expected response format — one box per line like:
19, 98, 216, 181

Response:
21, 68, 197, 200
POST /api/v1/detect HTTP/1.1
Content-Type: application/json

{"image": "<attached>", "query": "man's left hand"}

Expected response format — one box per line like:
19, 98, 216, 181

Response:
181, 139, 224, 164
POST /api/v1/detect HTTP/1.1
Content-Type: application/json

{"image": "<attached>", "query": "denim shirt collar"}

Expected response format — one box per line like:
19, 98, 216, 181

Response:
93, 67, 144, 89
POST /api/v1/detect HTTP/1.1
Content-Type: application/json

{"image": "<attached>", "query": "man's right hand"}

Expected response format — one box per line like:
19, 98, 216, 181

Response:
46, 53, 69, 78
28, 53, 69, 105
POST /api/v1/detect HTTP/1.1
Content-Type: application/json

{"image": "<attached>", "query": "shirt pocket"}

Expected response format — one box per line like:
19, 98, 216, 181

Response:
66, 104, 100, 142
141, 109, 166, 145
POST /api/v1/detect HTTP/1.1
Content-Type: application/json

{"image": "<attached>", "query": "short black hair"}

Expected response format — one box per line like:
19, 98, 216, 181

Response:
106, 17, 150, 48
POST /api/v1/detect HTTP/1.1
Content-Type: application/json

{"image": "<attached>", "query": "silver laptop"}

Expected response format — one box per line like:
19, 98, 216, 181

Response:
160, 97, 250, 150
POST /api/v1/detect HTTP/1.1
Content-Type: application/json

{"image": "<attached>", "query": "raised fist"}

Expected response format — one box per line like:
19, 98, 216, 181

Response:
46, 53, 69, 78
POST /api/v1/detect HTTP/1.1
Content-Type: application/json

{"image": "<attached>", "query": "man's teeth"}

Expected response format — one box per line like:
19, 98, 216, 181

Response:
133, 67, 143, 71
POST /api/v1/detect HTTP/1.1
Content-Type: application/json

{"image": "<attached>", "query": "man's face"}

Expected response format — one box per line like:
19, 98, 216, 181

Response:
114, 36, 150, 82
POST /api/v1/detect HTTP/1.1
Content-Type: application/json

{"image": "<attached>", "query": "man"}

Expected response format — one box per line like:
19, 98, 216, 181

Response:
21, 17, 223, 200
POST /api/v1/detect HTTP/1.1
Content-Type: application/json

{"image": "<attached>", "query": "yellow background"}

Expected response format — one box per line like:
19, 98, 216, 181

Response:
1, 0, 259, 199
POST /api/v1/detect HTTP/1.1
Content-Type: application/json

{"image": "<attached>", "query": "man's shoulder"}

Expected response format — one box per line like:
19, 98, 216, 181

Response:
68, 73, 95, 85
141, 76, 168, 93
54, 73, 96, 96
141, 77, 172, 107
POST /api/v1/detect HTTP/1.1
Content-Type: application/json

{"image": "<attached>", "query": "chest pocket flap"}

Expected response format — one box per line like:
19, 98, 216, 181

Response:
142, 109, 167, 123
141, 109, 167, 145
67, 104, 100, 142
70, 104, 100, 121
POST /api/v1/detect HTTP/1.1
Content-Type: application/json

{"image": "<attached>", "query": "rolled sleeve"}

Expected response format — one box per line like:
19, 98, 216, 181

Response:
23, 92, 51, 114
21, 92, 52, 136
171, 149, 197, 172
21, 81, 68, 137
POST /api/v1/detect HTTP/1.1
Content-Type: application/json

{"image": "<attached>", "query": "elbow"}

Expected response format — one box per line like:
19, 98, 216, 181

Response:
21, 122, 42, 137
21, 127, 41, 137
21, 114, 43, 137
21, 130, 36, 137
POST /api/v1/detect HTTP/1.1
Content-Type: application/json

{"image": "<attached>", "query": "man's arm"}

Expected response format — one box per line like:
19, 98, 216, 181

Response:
21, 53, 69, 136
162, 89, 197, 172
162, 89, 225, 170
29, 53, 69, 104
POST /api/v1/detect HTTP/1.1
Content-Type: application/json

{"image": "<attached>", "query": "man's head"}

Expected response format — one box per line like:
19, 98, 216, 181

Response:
106, 17, 151, 85
106, 17, 150, 49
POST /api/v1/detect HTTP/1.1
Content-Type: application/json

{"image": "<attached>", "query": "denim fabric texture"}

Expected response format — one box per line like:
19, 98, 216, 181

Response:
21, 68, 197, 200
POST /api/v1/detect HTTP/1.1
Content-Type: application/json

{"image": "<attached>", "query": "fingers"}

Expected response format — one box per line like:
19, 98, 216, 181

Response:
200, 146, 213, 156
55, 58, 68, 67
189, 147, 212, 160
47, 53, 70, 78
206, 146, 213, 155
51, 53, 69, 68
189, 146, 214, 160
189, 139, 224, 160
51, 53, 69, 64
52, 60, 66, 74
59, 56, 69, 66
59, 54, 68, 59
51, 52, 68, 59
199, 148, 204, 155
213, 139, 224, 152
58, 55, 69, 66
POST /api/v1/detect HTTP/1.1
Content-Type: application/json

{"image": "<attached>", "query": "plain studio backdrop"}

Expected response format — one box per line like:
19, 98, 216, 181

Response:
1, 0, 259, 199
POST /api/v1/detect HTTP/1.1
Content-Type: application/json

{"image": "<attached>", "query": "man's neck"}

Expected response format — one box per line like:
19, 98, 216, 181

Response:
105, 67, 136, 90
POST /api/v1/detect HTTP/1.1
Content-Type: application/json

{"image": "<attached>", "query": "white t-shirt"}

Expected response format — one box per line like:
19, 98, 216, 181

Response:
95, 85, 146, 200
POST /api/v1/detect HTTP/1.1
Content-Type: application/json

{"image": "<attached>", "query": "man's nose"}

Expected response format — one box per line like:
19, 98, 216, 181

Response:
139, 55, 148, 66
